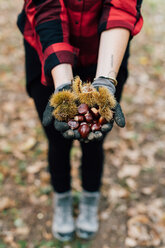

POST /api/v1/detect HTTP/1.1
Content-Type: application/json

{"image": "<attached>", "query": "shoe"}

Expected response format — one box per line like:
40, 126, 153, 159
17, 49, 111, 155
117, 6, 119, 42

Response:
76, 190, 100, 239
52, 191, 75, 242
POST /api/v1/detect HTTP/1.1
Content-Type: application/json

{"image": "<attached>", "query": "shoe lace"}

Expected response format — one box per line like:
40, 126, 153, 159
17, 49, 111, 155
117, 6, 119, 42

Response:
56, 197, 72, 223
80, 196, 98, 221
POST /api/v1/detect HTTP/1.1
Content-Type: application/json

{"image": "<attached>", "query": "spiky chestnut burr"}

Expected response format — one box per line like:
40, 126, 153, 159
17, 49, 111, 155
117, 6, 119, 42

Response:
96, 87, 116, 122
78, 83, 99, 107
50, 91, 78, 121
49, 91, 76, 108
53, 103, 78, 122
72, 76, 99, 107
72, 76, 83, 96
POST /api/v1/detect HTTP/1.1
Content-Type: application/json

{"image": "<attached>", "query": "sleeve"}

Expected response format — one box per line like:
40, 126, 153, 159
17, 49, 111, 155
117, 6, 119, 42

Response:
99, 0, 143, 36
25, 0, 79, 81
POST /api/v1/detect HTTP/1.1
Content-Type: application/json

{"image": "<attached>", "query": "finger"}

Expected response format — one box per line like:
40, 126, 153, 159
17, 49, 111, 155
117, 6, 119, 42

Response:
87, 132, 95, 142
54, 119, 69, 132
114, 103, 125, 127
94, 131, 103, 141
42, 103, 54, 127
73, 129, 81, 140
79, 138, 90, 143
101, 122, 113, 133
62, 129, 75, 139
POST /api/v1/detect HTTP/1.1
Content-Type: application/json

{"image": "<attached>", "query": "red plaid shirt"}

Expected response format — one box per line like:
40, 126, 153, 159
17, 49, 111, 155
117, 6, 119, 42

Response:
17, 0, 143, 86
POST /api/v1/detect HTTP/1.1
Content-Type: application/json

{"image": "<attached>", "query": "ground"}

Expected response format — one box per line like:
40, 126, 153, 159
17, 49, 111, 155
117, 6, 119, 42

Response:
0, 0, 165, 247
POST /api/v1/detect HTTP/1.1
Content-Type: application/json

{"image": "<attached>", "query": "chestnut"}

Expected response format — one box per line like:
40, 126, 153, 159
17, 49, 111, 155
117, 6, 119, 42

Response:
80, 121, 88, 126
99, 117, 108, 125
68, 120, 79, 130
74, 115, 84, 122
85, 113, 93, 123
91, 123, 101, 132
90, 107, 100, 118
78, 124, 91, 138
78, 104, 89, 115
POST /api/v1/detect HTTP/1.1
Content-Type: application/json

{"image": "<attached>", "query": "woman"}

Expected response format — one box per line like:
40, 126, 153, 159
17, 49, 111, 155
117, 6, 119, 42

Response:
17, 0, 143, 242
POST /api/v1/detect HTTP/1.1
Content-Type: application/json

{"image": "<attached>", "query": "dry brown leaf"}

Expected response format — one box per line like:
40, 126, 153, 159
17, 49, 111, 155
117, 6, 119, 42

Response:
126, 178, 137, 191
100, 210, 111, 221
127, 215, 161, 247
0, 197, 15, 211
26, 161, 45, 174
141, 186, 155, 195
108, 185, 130, 203
40, 171, 50, 183
15, 226, 29, 236
125, 237, 137, 247
2, 102, 16, 113
118, 164, 141, 179
20, 137, 37, 152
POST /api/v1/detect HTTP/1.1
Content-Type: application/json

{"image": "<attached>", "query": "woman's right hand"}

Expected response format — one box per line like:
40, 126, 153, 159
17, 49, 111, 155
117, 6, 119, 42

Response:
42, 83, 81, 140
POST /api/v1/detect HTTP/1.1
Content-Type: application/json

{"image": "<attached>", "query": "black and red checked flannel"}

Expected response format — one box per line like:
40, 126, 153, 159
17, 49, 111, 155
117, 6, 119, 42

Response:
17, 0, 143, 86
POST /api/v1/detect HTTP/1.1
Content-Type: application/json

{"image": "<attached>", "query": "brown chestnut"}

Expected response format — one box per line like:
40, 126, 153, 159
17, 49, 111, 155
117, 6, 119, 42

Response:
90, 107, 100, 119
78, 124, 91, 138
74, 115, 84, 122
99, 117, 108, 125
78, 104, 89, 115
85, 113, 93, 123
68, 120, 79, 130
91, 123, 101, 132
80, 121, 87, 126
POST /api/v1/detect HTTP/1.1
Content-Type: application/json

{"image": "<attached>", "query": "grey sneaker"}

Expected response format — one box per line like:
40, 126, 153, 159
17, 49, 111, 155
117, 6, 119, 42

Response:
76, 190, 100, 239
52, 191, 75, 241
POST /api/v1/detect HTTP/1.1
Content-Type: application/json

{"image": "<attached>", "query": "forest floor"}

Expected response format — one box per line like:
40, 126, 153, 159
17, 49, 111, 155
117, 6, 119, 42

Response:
0, 0, 165, 247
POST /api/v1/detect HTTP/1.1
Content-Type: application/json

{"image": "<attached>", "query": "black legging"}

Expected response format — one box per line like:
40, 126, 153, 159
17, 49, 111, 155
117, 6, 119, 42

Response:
24, 40, 130, 193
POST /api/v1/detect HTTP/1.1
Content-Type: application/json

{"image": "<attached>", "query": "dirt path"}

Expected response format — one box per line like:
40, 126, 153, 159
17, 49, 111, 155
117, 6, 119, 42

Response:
0, 1, 165, 247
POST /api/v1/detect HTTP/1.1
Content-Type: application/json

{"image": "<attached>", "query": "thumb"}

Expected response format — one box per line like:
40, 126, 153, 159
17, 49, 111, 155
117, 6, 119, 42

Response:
42, 103, 54, 126
114, 102, 125, 127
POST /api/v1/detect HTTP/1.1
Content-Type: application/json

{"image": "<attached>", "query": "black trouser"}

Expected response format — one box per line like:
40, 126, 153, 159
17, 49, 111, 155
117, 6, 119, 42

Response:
24, 40, 130, 193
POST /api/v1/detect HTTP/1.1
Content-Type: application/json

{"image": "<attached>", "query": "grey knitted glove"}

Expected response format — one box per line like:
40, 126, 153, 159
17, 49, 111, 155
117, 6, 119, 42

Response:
42, 82, 80, 139
89, 76, 125, 141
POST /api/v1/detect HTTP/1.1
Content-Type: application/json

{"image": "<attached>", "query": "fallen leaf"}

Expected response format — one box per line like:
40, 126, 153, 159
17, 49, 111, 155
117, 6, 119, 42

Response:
108, 185, 130, 203
127, 215, 161, 247
0, 197, 15, 211
20, 137, 37, 152
125, 237, 137, 247
141, 186, 155, 195
26, 161, 45, 174
118, 164, 141, 179
126, 178, 137, 191
15, 226, 29, 236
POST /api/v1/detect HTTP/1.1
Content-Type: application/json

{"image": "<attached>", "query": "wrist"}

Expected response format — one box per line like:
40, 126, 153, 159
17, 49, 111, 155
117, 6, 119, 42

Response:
96, 76, 118, 87
92, 77, 116, 95
51, 64, 73, 88
55, 82, 71, 93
